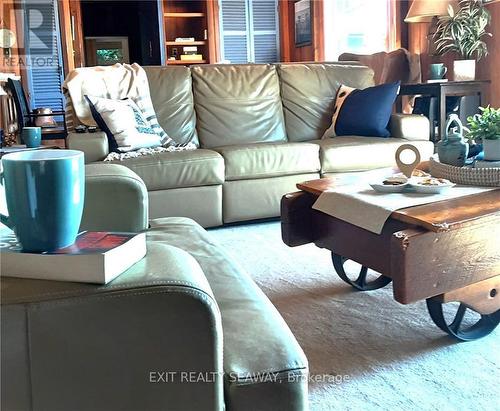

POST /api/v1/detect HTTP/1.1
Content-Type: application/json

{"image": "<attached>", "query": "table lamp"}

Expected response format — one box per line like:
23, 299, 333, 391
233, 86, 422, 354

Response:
404, 0, 458, 23
405, 0, 459, 54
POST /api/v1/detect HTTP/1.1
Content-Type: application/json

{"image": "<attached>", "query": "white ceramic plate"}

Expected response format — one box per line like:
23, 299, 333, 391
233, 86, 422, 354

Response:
410, 181, 455, 194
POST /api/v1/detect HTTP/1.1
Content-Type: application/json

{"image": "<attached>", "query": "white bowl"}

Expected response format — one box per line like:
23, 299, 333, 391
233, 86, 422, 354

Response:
410, 181, 455, 194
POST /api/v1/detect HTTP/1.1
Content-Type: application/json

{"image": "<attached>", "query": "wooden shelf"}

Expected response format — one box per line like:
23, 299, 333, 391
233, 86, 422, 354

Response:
165, 41, 206, 46
164, 12, 205, 17
161, 0, 213, 65
167, 60, 207, 65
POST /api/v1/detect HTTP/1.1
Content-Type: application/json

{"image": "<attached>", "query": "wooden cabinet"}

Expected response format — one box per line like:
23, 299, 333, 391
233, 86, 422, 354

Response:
161, 0, 219, 65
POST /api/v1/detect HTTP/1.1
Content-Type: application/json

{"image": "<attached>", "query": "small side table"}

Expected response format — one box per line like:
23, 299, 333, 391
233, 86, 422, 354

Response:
397, 80, 490, 142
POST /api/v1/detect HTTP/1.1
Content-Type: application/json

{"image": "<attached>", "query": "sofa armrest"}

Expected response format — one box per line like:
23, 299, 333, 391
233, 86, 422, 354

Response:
82, 163, 149, 232
67, 131, 109, 163
1, 243, 224, 411
389, 113, 430, 141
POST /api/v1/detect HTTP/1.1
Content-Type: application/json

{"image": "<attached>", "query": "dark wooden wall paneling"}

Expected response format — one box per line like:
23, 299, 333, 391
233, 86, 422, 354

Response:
477, 1, 500, 106
279, 0, 324, 62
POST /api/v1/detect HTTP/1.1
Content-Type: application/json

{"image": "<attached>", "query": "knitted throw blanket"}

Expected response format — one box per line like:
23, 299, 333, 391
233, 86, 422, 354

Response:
103, 144, 197, 162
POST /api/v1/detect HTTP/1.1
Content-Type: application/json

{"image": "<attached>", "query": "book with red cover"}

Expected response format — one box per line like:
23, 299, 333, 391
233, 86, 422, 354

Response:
51, 232, 138, 254
0, 230, 146, 284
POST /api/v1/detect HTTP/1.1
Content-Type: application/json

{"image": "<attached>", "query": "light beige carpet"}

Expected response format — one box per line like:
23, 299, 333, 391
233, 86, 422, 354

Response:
209, 221, 500, 411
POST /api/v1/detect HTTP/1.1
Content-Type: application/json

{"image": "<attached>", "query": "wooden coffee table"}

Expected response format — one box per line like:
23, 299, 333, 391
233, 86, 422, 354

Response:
281, 177, 500, 341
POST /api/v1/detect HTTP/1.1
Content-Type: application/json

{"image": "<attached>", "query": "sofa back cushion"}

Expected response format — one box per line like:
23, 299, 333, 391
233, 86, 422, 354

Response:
277, 63, 375, 142
191, 64, 287, 148
144, 66, 199, 146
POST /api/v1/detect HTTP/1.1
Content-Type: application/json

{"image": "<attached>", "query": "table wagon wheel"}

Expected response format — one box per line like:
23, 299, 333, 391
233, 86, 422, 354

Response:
331, 253, 392, 291
426, 299, 500, 341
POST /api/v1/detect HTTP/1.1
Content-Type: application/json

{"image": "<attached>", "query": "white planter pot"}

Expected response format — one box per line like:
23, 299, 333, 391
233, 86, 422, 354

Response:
453, 60, 476, 81
483, 139, 500, 161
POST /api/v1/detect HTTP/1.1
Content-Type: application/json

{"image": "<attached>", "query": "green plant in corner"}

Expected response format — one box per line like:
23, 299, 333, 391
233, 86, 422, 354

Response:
434, 0, 491, 60
466, 107, 500, 141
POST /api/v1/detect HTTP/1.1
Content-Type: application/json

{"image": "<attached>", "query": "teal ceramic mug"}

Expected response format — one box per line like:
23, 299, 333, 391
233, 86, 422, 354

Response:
0, 150, 85, 252
429, 63, 448, 80
22, 126, 42, 148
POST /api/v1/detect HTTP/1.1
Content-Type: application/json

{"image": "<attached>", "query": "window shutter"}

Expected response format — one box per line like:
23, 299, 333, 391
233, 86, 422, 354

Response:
220, 0, 279, 63
220, 0, 249, 63
24, 0, 65, 112
250, 0, 278, 63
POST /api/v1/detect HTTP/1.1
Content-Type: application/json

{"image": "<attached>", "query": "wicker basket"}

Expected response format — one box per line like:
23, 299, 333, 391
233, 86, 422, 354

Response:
429, 155, 500, 187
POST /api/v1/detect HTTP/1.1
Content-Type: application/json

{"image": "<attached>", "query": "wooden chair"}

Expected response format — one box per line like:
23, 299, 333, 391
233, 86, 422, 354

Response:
338, 48, 421, 85
6, 78, 67, 142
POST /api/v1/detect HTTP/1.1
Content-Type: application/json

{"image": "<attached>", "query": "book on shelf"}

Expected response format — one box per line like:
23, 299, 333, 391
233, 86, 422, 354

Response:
175, 37, 195, 42
180, 54, 203, 61
0, 230, 147, 284
183, 46, 198, 55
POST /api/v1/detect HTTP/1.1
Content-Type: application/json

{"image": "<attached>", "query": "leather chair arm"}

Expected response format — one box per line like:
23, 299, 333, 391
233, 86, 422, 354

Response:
389, 113, 430, 141
67, 131, 109, 163
82, 164, 149, 233
1, 243, 224, 411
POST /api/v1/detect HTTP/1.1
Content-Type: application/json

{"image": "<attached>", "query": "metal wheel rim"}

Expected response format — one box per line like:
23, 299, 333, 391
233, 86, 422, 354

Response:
426, 299, 500, 341
331, 253, 392, 291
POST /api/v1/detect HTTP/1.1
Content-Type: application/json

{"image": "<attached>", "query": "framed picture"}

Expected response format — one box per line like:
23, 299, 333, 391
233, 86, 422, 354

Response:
295, 0, 312, 47
84, 37, 130, 67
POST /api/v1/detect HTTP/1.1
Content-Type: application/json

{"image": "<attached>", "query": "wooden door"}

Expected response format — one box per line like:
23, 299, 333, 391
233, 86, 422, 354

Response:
58, 0, 85, 73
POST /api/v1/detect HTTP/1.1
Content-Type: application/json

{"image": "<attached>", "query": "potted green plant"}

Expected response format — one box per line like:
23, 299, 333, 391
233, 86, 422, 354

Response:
467, 106, 500, 161
434, 0, 491, 81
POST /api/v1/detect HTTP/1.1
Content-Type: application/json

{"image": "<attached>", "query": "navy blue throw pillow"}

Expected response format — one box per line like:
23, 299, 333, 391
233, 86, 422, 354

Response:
326, 82, 400, 138
84, 95, 118, 152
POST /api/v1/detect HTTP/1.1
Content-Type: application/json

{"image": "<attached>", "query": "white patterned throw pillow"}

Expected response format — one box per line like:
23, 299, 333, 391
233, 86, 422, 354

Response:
86, 95, 165, 152
322, 85, 355, 139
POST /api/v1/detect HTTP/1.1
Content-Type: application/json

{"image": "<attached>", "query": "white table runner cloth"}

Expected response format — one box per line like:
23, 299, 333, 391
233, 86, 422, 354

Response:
312, 184, 493, 234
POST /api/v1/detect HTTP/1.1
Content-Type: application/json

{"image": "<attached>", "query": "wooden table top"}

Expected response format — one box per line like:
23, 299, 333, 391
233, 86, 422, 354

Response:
297, 177, 500, 233
399, 80, 490, 92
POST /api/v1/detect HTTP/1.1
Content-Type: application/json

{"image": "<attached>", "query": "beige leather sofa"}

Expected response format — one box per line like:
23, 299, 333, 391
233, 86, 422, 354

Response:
1, 164, 308, 411
68, 63, 434, 227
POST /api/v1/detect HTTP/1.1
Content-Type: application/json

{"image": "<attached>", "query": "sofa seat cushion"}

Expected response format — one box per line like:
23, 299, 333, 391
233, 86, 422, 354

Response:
215, 142, 320, 181
148, 217, 309, 411
107, 149, 224, 191
317, 137, 435, 173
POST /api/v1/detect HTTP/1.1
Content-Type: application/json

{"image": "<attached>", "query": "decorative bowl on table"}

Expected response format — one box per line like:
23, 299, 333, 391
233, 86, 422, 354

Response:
429, 155, 500, 187
370, 176, 409, 193
409, 177, 455, 194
